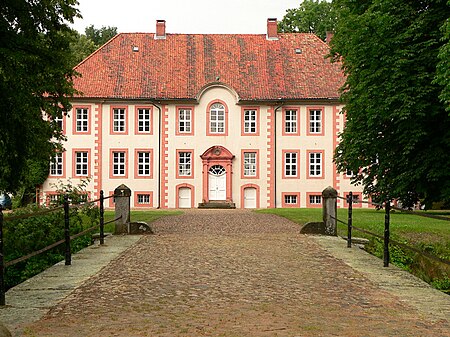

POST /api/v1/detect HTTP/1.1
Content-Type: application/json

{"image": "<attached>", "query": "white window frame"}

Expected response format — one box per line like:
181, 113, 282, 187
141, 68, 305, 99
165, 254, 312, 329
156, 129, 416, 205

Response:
113, 108, 126, 133
137, 151, 151, 176
346, 168, 355, 178
50, 153, 63, 176
76, 108, 89, 132
309, 152, 322, 177
137, 194, 151, 204
284, 152, 298, 177
48, 194, 60, 205
285, 109, 297, 134
179, 108, 192, 133
309, 109, 322, 134
244, 109, 257, 134
113, 151, 126, 176
178, 151, 192, 177
284, 195, 297, 205
75, 151, 89, 176
210, 103, 225, 134
309, 195, 322, 205
55, 117, 63, 131
137, 108, 151, 133
243, 152, 257, 177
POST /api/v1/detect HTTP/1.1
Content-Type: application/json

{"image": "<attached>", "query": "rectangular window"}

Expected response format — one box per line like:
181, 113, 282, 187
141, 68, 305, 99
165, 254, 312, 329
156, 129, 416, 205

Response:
282, 192, 300, 207
137, 194, 151, 204
137, 108, 151, 133
113, 108, 126, 133
134, 191, 153, 207
75, 151, 89, 176
309, 195, 322, 205
112, 151, 126, 176
309, 109, 322, 134
346, 169, 355, 178
284, 152, 298, 177
309, 152, 322, 177
243, 109, 257, 134
243, 152, 257, 177
55, 117, 64, 131
346, 194, 360, 204
75, 108, 89, 132
137, 151, 151, 176
344, 193, 362, 208
178, 108, 192, 133
284, 195, 298, 205
50, 153, 63, 176
178, 151, 192, 177
284, 109, 298, 134
47, 193, 60, 206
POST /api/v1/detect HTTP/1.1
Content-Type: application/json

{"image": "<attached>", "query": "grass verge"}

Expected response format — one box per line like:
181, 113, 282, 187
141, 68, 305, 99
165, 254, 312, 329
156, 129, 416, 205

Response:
103, 210, 183, 233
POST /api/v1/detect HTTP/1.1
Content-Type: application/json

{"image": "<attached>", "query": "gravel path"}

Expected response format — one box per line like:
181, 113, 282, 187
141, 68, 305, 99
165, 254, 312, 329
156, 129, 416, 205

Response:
23, 209, 450, 336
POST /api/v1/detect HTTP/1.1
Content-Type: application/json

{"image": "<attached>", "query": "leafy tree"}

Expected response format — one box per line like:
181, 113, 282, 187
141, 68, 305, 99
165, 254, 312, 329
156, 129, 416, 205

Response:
0, 0, 80, 194
435, 1, 450, 112
67, 25, 117, 67
68, 30, 96, 66
84, 25, 117, 47
330, 0, 450, 207
12, 158, 53, 207
279, 0, 337, 41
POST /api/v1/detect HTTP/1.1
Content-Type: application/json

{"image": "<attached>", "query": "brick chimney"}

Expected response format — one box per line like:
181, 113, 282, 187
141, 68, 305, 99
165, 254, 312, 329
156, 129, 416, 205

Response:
155, 20, 166, 39
266, 18, 278, 40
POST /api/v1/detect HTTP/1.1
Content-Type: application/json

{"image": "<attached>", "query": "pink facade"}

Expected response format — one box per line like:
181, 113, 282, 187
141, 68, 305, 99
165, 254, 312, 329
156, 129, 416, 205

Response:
40, 19, 365, 209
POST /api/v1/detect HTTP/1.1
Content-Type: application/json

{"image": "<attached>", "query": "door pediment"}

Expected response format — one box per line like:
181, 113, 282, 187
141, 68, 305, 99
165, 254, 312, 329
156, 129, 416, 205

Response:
200, 145, 234, 161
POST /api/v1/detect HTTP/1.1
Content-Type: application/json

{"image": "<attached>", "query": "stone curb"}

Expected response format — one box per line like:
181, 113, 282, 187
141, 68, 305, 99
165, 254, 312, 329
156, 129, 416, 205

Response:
311, 235, 450, 322
0, 235, 142, 336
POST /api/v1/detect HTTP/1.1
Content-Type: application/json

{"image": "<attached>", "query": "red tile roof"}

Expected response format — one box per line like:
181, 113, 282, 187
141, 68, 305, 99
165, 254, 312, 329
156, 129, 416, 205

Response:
73, 33, 344, 101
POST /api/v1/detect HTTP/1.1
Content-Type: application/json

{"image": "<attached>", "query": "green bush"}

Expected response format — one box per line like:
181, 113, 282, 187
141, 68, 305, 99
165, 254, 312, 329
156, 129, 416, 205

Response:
3, 183, 99, 290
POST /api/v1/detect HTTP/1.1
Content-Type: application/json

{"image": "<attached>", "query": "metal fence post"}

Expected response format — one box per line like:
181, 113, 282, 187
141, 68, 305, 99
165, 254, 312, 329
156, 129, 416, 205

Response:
64, 195, 71, 266
347, 192, 353, 248
99, 190, 104, 245
0, 206, 5, 306
384, 200, 390, 267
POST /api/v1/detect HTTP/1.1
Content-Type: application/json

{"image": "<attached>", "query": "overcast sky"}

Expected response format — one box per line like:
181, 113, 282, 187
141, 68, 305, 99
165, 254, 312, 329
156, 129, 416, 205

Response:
71, 0, 302, 34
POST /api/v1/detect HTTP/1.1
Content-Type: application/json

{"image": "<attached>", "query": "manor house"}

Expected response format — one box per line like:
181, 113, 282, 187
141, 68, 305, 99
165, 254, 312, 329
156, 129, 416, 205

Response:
40, 19, 364, 209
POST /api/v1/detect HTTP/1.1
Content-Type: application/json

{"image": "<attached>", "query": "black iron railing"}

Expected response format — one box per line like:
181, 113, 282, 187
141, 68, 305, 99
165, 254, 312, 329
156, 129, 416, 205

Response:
0, 190, 121, 306
333, 194, 450, 269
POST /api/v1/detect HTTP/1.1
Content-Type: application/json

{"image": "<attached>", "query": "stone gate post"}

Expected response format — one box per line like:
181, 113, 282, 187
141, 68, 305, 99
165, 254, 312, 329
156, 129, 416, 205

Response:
322, 186, 337, 236
114, 184, 131, 234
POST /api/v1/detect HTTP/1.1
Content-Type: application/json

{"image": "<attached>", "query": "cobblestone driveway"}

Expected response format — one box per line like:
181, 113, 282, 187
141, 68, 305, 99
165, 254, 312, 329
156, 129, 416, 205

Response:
24, 210, 449, 336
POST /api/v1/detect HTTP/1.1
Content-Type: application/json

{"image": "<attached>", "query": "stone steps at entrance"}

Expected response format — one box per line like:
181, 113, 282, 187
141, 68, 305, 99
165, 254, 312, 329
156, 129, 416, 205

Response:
198, 201, 236, 209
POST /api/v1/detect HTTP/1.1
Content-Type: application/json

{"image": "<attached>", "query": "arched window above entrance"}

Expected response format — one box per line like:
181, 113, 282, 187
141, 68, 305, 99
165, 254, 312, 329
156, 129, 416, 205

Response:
209, 165, 226, 176
210, 103, 225, 134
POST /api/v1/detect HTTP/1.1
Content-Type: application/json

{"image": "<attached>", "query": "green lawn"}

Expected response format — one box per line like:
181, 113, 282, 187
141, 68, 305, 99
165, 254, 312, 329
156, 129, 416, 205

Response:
103, 210, 182, 233
257, 208, 450, 247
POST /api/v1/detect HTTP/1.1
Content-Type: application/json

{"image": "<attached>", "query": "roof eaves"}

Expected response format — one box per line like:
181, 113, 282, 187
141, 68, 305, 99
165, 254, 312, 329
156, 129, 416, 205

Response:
237, 97, 341, 105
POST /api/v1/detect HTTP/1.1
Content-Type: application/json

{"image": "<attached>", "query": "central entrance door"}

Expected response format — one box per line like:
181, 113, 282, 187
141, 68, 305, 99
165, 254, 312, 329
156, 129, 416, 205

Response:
200, 146, 234, 204
208, 165, 226, 200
